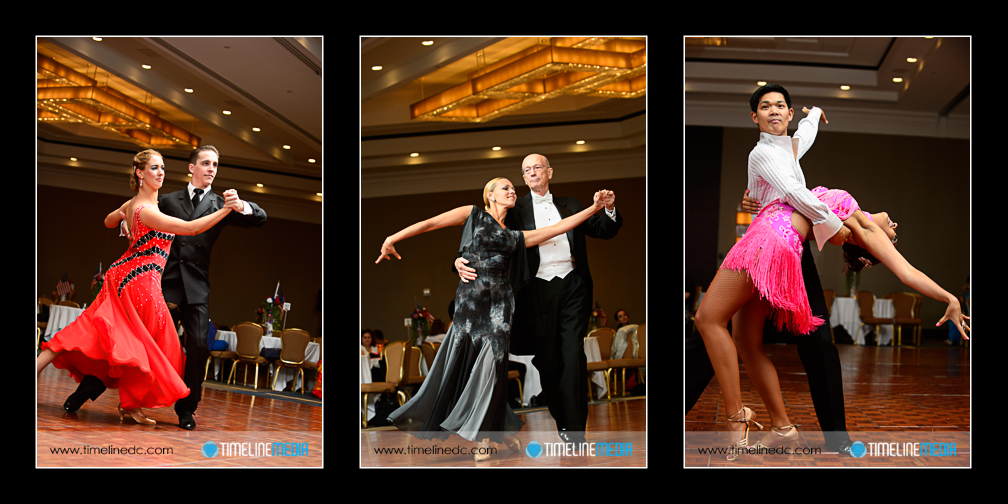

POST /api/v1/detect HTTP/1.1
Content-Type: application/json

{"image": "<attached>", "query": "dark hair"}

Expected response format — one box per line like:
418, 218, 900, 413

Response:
843, 243, 880, 273
189, 145, 219, 166
750, 84, 792, 113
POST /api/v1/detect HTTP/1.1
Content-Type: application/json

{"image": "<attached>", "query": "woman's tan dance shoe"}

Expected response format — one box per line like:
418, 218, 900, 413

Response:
475, 439, 492, 461
753, 425, 799, 451
118, 404, 156, 425
725, 406, 763, 461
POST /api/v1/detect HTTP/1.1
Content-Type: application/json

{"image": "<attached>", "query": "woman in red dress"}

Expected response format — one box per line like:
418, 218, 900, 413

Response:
37, 149, 241, 425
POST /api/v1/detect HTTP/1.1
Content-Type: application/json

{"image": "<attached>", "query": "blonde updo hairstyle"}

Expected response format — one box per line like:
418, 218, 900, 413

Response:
483, 177, 503, 212
130, 149, 163, 192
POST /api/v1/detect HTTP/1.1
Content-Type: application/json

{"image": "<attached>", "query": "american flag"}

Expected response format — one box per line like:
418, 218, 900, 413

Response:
56, 273, 72, 297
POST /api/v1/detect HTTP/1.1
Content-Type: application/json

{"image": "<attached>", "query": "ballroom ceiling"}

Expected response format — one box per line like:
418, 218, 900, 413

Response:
360, 36, 648, 198
684, 36, 970, 139
36, 36, 322, 224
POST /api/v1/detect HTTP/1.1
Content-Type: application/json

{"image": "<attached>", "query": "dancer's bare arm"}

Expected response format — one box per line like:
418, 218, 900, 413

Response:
377, 205, 474, 263
845, 211, 969, 339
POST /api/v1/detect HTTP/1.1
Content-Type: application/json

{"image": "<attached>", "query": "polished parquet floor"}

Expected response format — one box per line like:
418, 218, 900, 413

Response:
685, 342, 970, 467
361, 396, 646, 467
36, 365, 322, 467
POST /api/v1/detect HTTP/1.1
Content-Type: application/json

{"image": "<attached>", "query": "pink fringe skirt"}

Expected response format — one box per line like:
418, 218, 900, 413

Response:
720, 200, 824, 335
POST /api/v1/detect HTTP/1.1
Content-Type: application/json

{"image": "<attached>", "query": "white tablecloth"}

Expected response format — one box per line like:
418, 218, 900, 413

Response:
211, 331, 319, 391
507, 354, 541, 407
584, 336, 609, 398
830, 297, 894, 345
44, 304, 84, 338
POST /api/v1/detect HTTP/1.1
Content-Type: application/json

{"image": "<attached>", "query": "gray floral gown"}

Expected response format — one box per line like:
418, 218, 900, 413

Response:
388, 207, 526, 443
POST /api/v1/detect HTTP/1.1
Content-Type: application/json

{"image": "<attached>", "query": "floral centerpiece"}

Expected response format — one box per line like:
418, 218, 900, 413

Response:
587, 302, 608, 334
257, 294, 286, 334
409, 299, 435, 347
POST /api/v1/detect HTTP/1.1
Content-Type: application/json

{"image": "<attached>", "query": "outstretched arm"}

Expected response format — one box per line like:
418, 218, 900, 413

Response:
522, 191, 606, 248
846, 212, 969, 339
376, 205, 474, 264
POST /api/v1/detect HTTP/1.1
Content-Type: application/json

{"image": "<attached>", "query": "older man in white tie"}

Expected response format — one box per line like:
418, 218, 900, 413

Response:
455, 153, 622, 445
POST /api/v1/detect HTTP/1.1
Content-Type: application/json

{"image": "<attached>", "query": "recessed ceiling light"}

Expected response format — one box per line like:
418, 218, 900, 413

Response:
142, 64, 152, 69
840, 85, 850, 90
252, 127, 260, 132
70, 157, 77, 162
410, 153, 419, 157
92, 37, 102, 42
256, 183, 264, 188
907, 57, 918, 63
308, 158, 316, 163
492, 146, 501, 151
893, 77, 903, 83
422, 41, 434, 46
372, 65, 383, 71
757, 81, 767, 86
223, 110, 231, 115
283, 145, 291, 150
316, 192, 322, 197
576, 140, 586, 145
184, 88, 194, 93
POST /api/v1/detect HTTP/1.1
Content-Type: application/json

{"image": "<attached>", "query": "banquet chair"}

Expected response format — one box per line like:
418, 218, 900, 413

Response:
58, 300, 80, 308
891, 292, 922, 347
382, 341, 410, 405
855, 291, 894, 346
270, 328, 315, 394
402, 346, 426, 393
508, 370, 524, 408
607, 324, 646, 397
37, 297, 53, 332
823, 289, 836, 343
37, 326, 41, 352
585, 327, 615, 401
227, 321, 269, 389
421, 341, 438, 369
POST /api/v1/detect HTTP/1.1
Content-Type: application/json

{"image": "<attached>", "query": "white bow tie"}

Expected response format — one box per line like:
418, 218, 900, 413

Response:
532, 192, 553, 204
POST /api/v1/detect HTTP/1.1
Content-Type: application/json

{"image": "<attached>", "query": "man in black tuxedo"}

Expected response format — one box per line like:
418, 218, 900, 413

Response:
456, 153, 622, 445
63, 145, 267, 430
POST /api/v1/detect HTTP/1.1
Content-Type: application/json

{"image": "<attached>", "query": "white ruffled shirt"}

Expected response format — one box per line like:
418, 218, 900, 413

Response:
747, 106, 842, 250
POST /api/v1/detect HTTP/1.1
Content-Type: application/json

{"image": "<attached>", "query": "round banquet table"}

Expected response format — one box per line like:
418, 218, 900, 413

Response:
211, 331, 320, 391
43, 304, 84, 339
829, 297, 895, 345
584, 336, 609, 399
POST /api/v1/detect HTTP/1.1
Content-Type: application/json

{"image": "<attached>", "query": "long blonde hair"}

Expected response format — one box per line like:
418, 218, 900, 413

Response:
483, 177, 503, 211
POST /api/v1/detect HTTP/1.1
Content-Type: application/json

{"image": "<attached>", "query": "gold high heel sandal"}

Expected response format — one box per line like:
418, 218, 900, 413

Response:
118, 404, 156, 425
725, 406, 763, 461
503, 435, 522, 453
475, 439, 492, 461
753, 425, 799, 452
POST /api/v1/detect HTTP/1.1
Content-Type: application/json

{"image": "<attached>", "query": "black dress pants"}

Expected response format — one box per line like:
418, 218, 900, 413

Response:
685, 241, 850, 448
530, 273, 590, 433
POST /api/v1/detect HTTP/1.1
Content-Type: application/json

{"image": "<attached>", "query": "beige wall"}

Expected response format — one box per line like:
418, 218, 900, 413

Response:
711, 127, 970, 325
361, 176, 646, 343
36, 185, 323, 338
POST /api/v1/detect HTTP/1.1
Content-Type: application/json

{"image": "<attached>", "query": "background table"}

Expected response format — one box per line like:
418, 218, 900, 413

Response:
211, 331, 320, 391
43, 304, 84, 339
584, 336, 609, 399
830, 297, 895, 345
361, 352, 376, 422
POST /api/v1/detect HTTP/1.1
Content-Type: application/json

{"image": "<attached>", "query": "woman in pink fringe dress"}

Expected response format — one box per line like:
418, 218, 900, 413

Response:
694, 91, 969, 460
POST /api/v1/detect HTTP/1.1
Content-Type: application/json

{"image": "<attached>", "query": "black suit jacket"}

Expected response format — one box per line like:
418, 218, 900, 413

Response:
504, 192, 622, 353
158, 189, 267, 305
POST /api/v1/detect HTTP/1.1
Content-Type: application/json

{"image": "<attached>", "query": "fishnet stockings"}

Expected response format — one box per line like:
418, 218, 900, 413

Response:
695, 268, 791, 429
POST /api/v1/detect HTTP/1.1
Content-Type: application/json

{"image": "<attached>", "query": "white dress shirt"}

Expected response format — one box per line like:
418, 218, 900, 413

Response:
747, 107, 842, 250
531, 191, 618, 280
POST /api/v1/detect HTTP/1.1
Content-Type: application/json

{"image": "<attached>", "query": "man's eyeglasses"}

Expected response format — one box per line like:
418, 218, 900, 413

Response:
522, 165, 548, 175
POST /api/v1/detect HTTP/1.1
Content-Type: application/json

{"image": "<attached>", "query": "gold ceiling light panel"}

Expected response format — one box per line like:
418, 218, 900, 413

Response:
410, 37, 646, 123
37, 54, 200, 149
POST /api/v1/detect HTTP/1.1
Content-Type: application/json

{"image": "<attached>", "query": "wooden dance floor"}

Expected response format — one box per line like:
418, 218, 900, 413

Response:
36, 365, 322, 467
685, 342, 970, 467
361, 396, 646, 467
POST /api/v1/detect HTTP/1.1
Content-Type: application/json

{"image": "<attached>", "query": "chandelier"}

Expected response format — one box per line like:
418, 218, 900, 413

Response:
37, 53, 200, 149
410, 37, 646, 123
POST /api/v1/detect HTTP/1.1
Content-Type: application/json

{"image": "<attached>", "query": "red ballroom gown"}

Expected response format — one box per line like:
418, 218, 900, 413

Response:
42, 204, 189, 409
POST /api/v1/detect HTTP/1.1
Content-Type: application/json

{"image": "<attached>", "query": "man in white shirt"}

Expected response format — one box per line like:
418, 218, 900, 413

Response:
455, 153, 622, 445
684, 84, 854, 453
